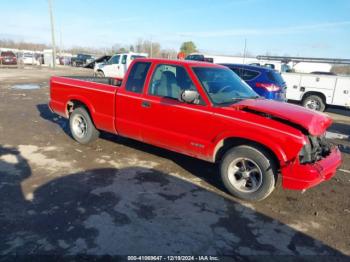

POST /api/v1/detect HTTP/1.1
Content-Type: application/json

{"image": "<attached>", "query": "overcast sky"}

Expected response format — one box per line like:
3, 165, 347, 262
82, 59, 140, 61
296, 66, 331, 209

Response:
1, 0, 349, 57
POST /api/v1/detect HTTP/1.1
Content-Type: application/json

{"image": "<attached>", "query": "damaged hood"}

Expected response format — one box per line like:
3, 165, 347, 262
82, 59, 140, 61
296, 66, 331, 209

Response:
234, 99, 332, 136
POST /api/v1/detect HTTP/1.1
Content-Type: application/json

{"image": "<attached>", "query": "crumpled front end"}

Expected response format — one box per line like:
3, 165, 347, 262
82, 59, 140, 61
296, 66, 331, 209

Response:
281, 134, 342, 190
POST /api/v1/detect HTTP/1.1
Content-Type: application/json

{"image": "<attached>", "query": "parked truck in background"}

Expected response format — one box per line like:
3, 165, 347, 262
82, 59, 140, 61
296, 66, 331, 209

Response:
94, 52, 148, 78
185, 53, 290, 72
49, 58, 341, 201
283, 72, 350, 111
71, 53, 93, 67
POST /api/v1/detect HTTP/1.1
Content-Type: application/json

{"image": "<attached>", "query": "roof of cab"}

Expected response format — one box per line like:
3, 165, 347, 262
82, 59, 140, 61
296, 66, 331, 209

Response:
132, 58, 226, 68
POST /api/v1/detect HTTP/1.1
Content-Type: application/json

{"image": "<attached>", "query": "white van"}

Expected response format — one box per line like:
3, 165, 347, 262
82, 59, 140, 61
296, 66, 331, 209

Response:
94, 52, 148, 78
283, 72, 350, 111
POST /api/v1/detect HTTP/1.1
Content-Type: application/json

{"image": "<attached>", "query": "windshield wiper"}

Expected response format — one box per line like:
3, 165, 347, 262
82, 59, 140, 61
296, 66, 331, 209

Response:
232, 96, 260, 102
215, 96, 260, 106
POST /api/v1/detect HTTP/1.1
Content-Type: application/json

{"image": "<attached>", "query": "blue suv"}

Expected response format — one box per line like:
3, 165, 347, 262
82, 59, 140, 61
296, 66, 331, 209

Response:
221, 64, 286, 101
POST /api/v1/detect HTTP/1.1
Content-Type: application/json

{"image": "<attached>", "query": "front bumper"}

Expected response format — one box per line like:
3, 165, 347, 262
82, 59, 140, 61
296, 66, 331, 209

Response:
281, 147, 342, 190
0, 61, 17, 65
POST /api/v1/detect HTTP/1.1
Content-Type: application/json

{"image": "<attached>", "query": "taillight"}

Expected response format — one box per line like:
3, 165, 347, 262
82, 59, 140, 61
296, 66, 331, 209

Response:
255, 82, 281, 92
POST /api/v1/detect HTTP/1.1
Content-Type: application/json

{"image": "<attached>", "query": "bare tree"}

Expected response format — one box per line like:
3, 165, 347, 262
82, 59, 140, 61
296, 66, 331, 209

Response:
0, 39, 49, 51
332, 65, 350, 75
160, 49, 177, 59
1, 37, 177, 60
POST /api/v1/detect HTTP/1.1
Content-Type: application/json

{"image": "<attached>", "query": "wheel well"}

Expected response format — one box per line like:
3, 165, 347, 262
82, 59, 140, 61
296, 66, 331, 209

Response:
66, 100, 91, 117
214, 137, 280, 171
302, 91, 326, 104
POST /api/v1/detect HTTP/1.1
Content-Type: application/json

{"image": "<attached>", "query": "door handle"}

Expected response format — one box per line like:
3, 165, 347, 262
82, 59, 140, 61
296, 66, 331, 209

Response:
344, 90, 349, 94
141, 101, 151, 108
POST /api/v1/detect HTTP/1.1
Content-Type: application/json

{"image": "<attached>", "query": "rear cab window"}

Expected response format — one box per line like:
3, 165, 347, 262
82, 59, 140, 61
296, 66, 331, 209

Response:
125, 62, 151, 93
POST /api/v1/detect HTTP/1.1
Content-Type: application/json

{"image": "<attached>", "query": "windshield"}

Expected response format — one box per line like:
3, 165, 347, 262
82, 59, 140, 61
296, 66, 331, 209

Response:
1, 52, 15, 57
193, 67, 259, 105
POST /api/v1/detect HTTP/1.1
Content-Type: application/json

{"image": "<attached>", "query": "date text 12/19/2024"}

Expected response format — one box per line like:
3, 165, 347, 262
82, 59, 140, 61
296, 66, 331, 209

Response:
127, 256, 219, 261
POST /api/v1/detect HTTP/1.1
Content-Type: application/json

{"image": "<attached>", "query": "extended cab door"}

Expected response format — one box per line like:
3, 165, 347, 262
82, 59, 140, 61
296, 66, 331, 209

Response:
139, 63, 214, 159
115, 61, 152, 140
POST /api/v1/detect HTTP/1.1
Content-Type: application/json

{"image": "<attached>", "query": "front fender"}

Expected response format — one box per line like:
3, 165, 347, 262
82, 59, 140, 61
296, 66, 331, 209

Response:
211, 131, 299, 165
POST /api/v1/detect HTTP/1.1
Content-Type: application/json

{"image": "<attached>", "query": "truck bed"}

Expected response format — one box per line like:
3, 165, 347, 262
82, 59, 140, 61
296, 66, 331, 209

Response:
66, 76, 122, 86
49, 76, 119, 133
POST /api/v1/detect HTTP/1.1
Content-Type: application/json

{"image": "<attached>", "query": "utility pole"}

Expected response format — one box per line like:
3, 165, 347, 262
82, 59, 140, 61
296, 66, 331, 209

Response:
60, 30, 62, 56
150, 35, 153, 58
48, 0, 56, 69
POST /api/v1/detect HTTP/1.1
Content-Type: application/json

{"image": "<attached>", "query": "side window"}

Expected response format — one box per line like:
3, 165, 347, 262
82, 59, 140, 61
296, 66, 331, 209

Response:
111, 55, 120, 64
240, 69, 259, 81
121, 55, 127, 64
125, 62, 151, 93
230, 68, 241, 76
148, 64, 201, 102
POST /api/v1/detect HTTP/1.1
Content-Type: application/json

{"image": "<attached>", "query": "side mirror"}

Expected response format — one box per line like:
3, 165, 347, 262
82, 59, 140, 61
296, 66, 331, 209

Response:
179, 90, 200, 104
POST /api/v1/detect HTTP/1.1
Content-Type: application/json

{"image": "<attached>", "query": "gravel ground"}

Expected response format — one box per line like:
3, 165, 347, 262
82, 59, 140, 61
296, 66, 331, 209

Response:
0, 66, 349, 260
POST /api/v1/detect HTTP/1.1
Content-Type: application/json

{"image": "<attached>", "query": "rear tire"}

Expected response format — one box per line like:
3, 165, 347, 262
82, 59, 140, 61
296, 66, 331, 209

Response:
220, 145, 277, 201
69, 107, 99, 144
302, 94, 326, 112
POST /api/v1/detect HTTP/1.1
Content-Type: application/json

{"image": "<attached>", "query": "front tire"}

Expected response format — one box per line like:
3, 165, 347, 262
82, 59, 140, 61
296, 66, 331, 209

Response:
69, 107, 99, 144
220, 145, 277, 201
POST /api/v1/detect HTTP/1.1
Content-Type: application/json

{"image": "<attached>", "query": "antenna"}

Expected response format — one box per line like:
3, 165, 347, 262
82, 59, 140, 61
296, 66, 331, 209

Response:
243, 38, 247, 64
60, 29, 62, 57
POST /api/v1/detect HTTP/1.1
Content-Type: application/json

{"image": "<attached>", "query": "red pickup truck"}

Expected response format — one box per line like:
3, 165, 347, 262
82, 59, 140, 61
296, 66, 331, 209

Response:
49, 58, 342, 201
